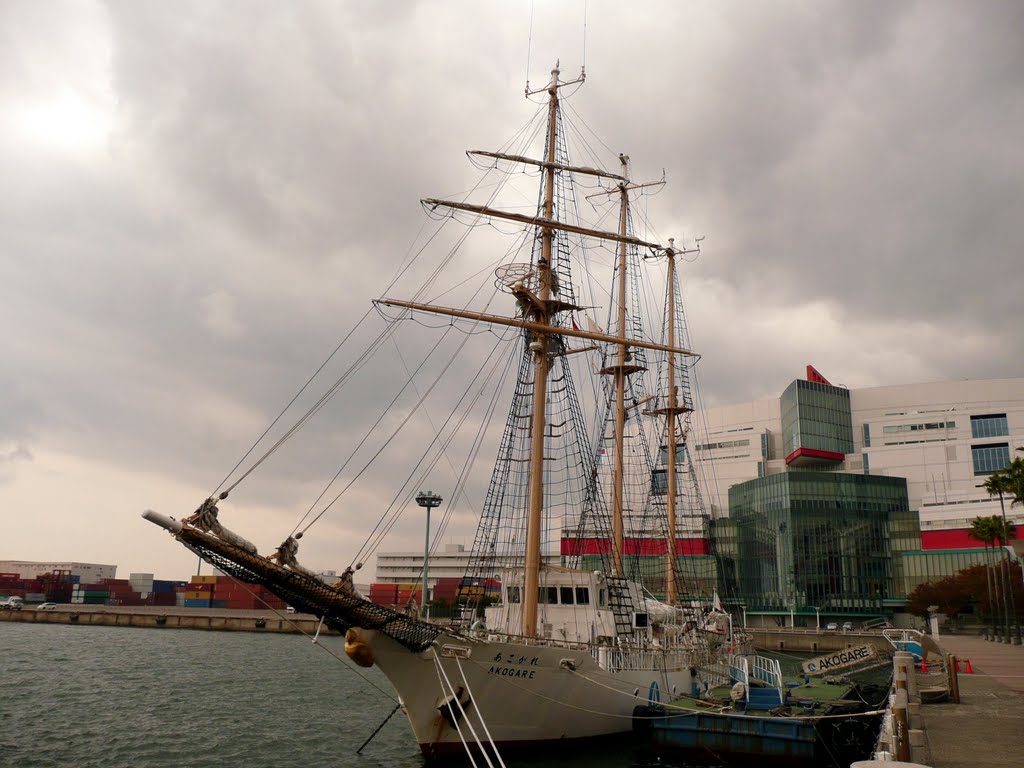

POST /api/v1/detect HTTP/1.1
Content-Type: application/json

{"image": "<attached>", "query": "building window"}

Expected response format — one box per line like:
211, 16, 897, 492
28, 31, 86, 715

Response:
971, 414, 1008, 439
882, 421, 954, 434
507, 586, 521, 603
862, 423, 871, 448
695, 439, 750, 451
651, 469, 668, 496
863, 452, 870, 474
658, 443, 687, 464
972, 443, 1010, 476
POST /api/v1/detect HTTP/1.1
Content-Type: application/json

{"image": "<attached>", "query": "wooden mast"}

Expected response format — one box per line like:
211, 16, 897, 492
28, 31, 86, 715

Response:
521, 65, 560, 638
664, 242, 680, 604
650, 238, 697, 604
611, 157, 630, 577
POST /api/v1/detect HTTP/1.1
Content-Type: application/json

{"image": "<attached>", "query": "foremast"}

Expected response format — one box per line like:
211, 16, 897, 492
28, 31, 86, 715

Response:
522, 66, 561, 637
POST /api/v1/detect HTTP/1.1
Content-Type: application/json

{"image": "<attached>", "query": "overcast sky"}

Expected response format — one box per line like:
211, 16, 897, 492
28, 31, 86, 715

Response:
2, 1, 1022, 582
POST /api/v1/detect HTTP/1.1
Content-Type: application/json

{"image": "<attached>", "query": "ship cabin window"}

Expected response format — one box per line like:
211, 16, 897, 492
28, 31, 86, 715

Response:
599, 589, 607, 608
507, 586, 520, 603
538, 586, 558, 604
575, 587, 590, 605
560, 587, 574, 605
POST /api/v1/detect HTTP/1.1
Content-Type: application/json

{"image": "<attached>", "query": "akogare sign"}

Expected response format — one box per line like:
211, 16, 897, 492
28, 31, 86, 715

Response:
801, 645, 876, 675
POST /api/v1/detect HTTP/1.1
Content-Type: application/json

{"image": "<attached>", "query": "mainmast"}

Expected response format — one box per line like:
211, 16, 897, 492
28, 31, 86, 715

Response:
521, 65, 561, 638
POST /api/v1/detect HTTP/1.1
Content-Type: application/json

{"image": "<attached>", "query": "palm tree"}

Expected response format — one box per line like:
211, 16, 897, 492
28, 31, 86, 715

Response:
969, 515, 999, 636
1000, 456, 1024, 507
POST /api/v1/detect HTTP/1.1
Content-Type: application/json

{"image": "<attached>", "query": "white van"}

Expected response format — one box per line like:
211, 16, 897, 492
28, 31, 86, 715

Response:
1, 597, 24, 611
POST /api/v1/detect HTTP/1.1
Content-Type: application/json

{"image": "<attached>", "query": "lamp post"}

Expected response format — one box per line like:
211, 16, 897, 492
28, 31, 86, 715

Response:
812, 606, 820, 631
415, 490, 443, 618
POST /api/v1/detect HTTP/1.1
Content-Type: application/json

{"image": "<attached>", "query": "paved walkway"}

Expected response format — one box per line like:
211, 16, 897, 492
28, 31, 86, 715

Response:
935, 634, 1024, 694
916, 634, 1024, 768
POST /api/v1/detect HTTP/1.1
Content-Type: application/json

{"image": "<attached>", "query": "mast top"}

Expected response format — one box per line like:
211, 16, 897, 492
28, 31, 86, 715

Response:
526, 61, 584, 98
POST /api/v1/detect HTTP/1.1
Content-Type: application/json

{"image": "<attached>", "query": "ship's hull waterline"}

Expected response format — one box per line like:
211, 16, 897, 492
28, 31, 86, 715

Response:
362, 628, 697, 755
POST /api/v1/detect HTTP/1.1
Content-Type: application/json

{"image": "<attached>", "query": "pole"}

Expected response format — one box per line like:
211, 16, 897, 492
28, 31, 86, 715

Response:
422, 504, 431, 617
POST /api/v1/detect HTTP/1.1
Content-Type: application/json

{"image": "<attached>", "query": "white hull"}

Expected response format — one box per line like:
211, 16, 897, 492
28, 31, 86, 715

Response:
362, 628, 701, 755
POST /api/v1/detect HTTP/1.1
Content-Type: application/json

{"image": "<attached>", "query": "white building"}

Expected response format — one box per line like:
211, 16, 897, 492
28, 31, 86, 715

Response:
692, 374, 1024, 550
374, 543, 559, 587
0, 560, 117, 582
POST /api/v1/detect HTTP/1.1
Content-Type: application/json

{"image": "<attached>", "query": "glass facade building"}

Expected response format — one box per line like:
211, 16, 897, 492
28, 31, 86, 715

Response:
728, 472, 916, 613
781, 379, 854, 466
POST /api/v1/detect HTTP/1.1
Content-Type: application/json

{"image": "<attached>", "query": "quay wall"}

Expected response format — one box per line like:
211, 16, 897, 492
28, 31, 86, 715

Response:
0, 605, 339, 635
750, 627, 895, 654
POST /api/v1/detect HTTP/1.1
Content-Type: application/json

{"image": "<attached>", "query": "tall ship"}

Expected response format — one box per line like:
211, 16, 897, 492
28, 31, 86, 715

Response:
144, 64, 729, 757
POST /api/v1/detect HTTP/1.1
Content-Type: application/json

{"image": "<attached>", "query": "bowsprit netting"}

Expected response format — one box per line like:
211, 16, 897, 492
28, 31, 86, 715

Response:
176, 527, 442, 652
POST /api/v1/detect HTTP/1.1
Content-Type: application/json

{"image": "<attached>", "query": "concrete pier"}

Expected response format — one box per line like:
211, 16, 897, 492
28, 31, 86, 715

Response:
0, 604, 338, 634
917, 635, 1024, 768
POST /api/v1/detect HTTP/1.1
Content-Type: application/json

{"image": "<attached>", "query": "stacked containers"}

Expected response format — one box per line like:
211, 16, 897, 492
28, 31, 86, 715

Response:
368, 583, 400, 607
181, 575, 287, 610
129, 573, 154, 598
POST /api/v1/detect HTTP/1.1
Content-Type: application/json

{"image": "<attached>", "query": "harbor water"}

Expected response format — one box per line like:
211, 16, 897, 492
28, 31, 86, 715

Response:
1, 622, 706, 768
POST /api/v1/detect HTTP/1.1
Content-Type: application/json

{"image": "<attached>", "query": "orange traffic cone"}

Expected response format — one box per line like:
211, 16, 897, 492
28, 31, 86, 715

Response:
955, 658, 962, 672
964, 659, 974, 674
920, 657, 929, 673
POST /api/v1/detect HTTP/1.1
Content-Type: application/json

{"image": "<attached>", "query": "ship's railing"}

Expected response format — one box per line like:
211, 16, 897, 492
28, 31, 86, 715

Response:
590, 644, 707, 672
750, 654, 784, 690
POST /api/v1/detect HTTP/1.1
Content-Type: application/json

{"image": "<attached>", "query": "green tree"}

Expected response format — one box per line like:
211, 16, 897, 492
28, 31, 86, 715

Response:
905, 574, 972, 619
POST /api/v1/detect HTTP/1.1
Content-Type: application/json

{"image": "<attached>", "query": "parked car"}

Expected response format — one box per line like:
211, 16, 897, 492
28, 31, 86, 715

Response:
286, 606, 296, 614
825, 622, 839, 631
36, 602, 58, 610
842, 621, 853, 631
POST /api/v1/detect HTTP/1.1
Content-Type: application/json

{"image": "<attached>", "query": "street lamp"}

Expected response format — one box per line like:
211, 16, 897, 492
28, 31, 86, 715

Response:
415, 490, 443, 618
812, 606, 820, 631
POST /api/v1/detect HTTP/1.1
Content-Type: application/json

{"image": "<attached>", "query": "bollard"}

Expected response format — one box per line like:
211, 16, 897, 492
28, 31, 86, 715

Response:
892, 687, 912, 762
894, 651, 919, 700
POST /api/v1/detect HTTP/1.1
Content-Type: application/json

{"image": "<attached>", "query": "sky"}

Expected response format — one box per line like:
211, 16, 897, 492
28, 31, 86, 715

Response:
2, 1, 1022, 582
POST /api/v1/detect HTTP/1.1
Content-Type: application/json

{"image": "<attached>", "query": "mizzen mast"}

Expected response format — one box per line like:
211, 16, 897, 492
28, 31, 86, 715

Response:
651, 238, 699, 604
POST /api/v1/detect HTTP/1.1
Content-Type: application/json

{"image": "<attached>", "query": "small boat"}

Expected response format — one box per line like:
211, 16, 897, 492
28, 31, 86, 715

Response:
633, 652, 888, 765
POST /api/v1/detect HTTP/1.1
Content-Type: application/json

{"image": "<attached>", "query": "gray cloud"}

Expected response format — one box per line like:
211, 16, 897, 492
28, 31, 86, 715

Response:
1, 1, 1021, 578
